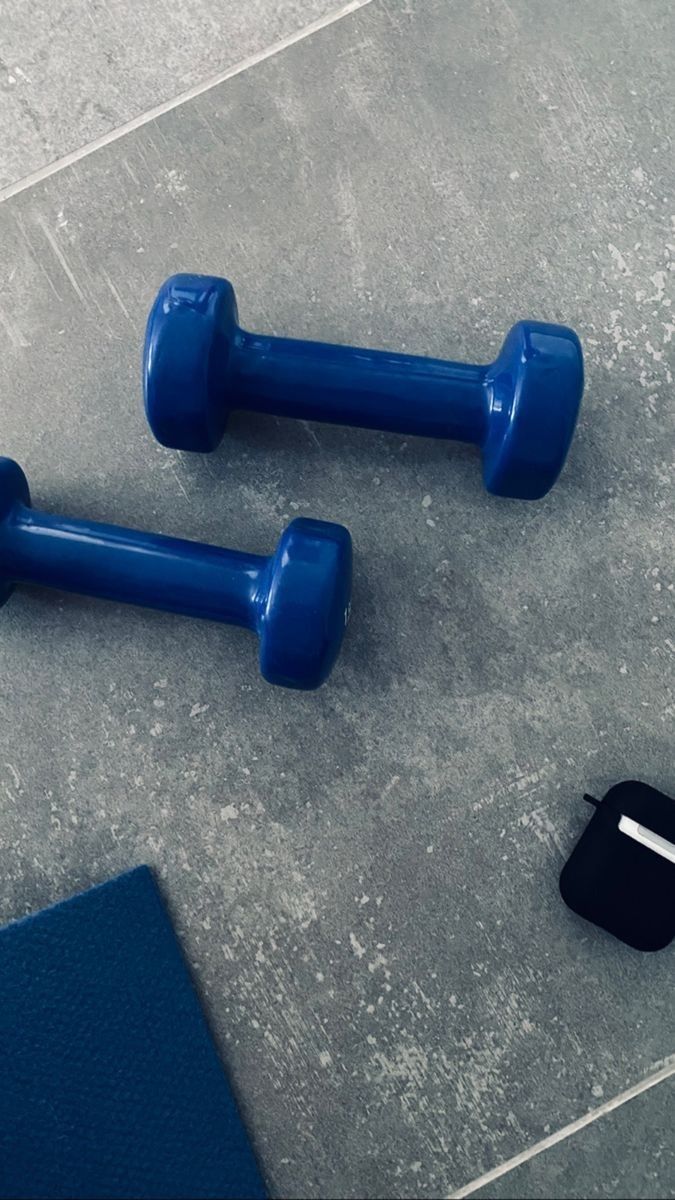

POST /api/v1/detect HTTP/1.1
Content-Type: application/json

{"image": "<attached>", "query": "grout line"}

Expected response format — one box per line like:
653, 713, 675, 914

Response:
0, 0, 374, 205
449, 1055, 675, 1198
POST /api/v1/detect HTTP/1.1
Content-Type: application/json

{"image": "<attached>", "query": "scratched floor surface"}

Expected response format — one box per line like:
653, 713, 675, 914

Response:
0, 0, 342, 189
0, 1, 673, 1198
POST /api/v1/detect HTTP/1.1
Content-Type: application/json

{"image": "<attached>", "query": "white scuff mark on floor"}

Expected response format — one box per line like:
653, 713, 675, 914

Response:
13, 213, 63, 302
4, 763, 21, 790
371, 1039, 429, 1091
606, 309, 631, 355
608, 242, 630, 275
645, 339, 664, 363
301, 420, 322, 450
154, 166, 188, 200
409, 980, 435, 1016
519, 806, 566, 857
158, 450, 190, 499
280, 886, 318, 930
100, 267, 131, 320
381, 775, 400, 799
36, 216, 86, 302
646, 269, 667, 304
349, 932, 366, 958
507, 761, 552, 795
335, 163, 366, 299
368, 952, 390, 978
0, 305, 28, 347
122, 158, 139, 185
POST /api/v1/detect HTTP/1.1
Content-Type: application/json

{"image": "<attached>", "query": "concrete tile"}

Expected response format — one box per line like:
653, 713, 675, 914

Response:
0, 0, 343, 188
0, 1, 672, 1197
471, 1077, 675, 1199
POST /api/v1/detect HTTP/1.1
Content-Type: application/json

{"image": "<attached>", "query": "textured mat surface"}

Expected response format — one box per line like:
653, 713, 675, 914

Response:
0, 866, 266, 1200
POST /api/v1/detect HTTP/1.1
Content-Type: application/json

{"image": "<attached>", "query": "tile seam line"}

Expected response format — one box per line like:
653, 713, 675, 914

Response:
0, 0, 374, 205
448, 1054, 675, 1199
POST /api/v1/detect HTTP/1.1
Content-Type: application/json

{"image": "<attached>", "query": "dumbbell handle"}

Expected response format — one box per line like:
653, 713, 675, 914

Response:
232, 330, 488, 443
1, 504, 267, 629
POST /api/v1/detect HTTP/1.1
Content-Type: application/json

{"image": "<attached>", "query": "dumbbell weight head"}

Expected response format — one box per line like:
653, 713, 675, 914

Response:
0, 457, 31, 606
482, 320, 583, 500
259, 518, 352, 690
144, 274, 239, 452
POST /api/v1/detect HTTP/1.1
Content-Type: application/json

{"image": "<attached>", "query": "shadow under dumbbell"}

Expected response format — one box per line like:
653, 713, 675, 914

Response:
5, 581, 255, 670
222, 408, 481, 488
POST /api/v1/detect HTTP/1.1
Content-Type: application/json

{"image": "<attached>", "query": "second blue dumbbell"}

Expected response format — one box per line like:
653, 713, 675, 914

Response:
144, 274, 584, 500
0, 457, 351, 690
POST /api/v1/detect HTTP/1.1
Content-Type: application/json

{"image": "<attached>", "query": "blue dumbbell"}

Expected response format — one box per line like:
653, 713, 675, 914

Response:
144, 274, 584, 500
0, 457, 351, 689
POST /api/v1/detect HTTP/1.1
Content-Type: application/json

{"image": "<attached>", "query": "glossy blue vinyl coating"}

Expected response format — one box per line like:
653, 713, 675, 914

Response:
0, 458, 351, 689
144, 274, 584, 500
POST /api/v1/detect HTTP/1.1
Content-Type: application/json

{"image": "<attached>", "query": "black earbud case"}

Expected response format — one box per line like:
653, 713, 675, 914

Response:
560, 781, 675, 951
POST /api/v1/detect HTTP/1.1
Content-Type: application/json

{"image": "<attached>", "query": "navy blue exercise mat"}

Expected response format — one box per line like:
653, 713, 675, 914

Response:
0, 866, 267, 1200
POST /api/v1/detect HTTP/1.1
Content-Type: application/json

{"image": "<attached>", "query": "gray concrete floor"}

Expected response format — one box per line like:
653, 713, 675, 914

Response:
470, 1076, 675, 1200
0, 0, 341, 188
0, 1, 673, 1198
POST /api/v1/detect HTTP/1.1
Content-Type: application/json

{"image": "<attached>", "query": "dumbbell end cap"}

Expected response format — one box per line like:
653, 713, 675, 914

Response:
259, 518, 352, 689
0, 457, 31, 606
144, 274, 238, 451
483, 321, 584, 499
